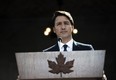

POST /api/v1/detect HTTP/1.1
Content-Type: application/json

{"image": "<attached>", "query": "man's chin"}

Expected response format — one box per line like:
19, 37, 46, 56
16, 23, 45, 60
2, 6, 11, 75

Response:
60, 35, 69, 39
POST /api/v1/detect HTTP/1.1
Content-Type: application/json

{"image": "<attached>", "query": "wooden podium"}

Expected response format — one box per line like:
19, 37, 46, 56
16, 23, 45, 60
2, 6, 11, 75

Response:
15, 51, 105, 80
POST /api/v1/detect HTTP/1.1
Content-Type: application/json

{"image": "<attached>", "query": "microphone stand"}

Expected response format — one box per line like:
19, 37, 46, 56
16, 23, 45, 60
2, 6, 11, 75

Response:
57, 38, 63, 78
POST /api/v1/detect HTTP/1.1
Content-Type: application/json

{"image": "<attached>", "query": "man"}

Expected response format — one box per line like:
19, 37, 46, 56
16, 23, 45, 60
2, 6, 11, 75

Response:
43, 10, 107, 80
43, 11, 94, 52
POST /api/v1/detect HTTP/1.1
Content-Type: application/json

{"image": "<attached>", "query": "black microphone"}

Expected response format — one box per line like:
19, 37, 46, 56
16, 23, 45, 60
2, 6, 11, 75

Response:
57, 38, 62, 42
58, 38, 62, 52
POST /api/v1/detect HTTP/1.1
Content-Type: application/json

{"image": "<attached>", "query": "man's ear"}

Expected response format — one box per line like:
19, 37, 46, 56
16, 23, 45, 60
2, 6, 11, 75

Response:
72, 25, 74, 31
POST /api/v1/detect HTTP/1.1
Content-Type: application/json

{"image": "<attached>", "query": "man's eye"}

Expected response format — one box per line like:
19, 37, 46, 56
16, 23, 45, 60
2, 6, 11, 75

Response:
56, 23, 61, 26
64, 21, 70, 25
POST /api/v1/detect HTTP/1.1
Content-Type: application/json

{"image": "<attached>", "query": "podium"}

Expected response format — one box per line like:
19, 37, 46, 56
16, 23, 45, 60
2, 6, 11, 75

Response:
15, 50, 105, 80
18, 78, 102, 80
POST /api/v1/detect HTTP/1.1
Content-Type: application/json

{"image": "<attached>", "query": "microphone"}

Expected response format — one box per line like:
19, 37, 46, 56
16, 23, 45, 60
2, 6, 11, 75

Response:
58, 37, 62, 52
57, 37, 62, 42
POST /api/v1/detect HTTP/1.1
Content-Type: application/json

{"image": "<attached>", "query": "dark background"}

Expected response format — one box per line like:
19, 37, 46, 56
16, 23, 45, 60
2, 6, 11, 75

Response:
0, 0, 116, 80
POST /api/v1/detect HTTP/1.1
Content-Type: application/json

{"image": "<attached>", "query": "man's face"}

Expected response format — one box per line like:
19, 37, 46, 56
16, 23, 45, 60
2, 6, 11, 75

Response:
53, 16, 74, 39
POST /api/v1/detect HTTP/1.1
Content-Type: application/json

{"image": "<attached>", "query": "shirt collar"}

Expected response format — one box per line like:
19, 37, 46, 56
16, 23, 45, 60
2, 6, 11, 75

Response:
58, 38, 73, 51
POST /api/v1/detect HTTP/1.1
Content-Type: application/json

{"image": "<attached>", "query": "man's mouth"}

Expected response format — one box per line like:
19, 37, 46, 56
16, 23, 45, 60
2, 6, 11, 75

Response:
61, 31, 67, 33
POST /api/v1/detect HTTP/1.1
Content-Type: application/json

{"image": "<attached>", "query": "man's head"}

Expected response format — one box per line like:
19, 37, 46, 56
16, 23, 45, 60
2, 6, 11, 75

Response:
52, 11, 74, 43
52, 11, 74, 26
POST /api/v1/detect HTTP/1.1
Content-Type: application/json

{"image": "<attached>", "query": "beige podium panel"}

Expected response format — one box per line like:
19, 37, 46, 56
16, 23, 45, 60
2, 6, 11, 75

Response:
15, 50, 105, 80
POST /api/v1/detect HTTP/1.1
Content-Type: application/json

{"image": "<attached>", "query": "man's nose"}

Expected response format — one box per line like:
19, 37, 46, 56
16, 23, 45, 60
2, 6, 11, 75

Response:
61, 24, 65, 29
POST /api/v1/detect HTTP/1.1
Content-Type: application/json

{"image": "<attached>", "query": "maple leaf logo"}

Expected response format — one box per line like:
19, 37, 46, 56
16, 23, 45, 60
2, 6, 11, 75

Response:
47, 52, 74, 77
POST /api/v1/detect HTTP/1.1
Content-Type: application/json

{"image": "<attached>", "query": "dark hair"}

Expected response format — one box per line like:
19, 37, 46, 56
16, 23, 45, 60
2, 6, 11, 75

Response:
52, 11, 74, 27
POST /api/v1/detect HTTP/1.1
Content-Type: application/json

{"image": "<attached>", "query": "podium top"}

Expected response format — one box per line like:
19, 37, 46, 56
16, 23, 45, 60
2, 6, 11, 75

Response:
15, 50, 105, 79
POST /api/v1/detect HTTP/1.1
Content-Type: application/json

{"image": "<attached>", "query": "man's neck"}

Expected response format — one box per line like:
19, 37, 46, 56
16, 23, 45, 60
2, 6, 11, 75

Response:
61, 37, 72, 43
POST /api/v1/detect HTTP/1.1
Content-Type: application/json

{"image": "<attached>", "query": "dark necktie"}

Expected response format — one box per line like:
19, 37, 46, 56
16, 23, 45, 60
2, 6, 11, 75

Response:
63, 44, 68, 51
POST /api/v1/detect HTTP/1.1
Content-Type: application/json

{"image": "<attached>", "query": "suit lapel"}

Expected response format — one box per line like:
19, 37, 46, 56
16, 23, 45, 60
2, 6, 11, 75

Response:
73, 41, 79, 51
73, 42, 78, 51
53, 43, 60, 51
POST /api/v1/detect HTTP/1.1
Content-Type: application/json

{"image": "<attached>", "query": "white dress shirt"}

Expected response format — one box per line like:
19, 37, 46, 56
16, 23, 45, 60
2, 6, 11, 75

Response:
58, 39, 73, 52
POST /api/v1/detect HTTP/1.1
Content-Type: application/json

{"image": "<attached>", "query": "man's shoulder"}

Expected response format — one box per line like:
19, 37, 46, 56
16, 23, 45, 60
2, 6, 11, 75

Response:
43, 44, 59, 52
73, 41, 94, 50
74, 41, 92, 46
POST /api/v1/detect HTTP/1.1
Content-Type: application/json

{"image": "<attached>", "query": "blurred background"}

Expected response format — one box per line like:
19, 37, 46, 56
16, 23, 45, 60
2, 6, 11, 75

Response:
0, 0, 116, 80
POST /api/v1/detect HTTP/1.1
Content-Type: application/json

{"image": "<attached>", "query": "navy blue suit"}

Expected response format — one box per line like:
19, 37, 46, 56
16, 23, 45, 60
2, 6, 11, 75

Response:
43, 41, 94, 52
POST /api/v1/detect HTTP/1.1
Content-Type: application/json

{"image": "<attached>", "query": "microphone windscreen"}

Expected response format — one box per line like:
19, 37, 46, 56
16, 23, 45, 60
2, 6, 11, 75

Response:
57, 38, 62, 42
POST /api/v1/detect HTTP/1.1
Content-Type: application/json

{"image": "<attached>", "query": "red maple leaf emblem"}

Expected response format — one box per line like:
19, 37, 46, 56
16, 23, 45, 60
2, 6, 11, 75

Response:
47, 53, 74, 77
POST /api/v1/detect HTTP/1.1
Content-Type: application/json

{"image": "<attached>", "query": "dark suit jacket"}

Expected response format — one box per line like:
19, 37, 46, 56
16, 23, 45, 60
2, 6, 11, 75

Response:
43, 40, 94, 52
